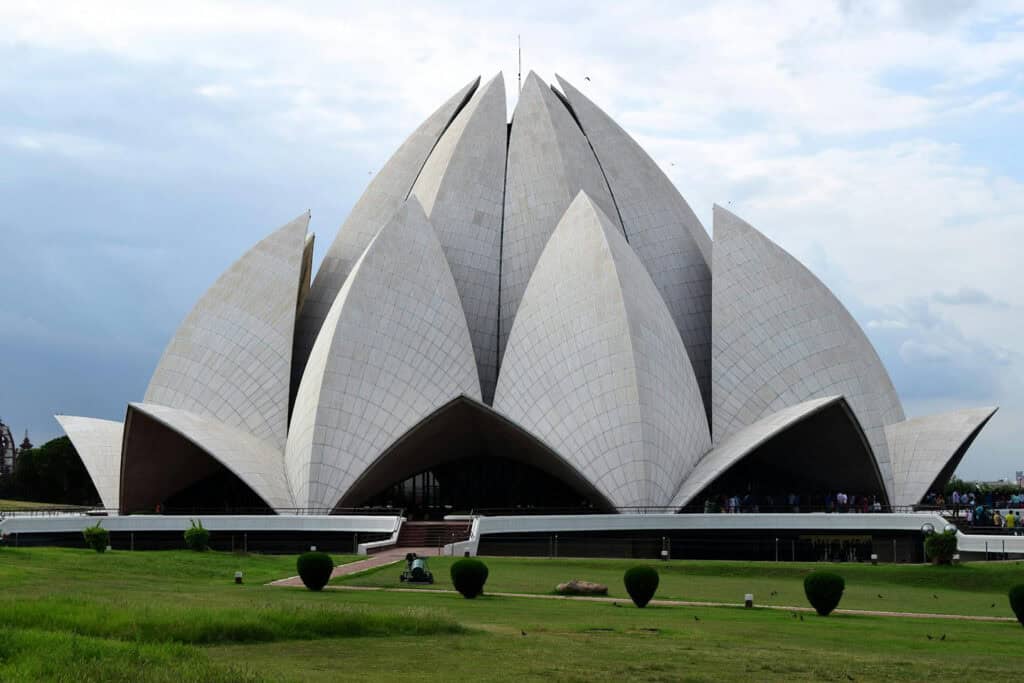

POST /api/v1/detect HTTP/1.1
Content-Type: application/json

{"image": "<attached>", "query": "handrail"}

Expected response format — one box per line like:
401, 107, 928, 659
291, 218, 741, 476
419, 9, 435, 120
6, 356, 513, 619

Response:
469, 504, 935, 516
0, 506, 406, 517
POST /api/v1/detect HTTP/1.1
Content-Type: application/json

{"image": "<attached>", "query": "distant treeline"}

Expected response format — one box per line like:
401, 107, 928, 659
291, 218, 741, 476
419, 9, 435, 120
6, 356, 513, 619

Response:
944, 475, 1022, 498
1, 436, 100, 507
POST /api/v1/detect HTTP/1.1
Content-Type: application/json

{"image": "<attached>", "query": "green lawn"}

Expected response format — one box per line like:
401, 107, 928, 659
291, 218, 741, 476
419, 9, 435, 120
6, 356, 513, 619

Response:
0, 498, 88, 510
1, 547, 1022, 681
336, 555, 1024, 618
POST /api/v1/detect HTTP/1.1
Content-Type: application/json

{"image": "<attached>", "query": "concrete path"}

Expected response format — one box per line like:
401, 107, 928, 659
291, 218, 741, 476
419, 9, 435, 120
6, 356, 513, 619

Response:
268, 546, 444, 587
317, 584, 1017, 623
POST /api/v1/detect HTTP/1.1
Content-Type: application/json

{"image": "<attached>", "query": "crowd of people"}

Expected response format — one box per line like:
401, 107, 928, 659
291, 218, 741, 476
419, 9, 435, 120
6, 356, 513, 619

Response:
925, 490, 1024, 533
701, 492, 884, 514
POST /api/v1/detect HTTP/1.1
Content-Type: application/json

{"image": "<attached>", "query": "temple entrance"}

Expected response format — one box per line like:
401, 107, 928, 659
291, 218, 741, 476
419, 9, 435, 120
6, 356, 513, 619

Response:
682, 399, 889, 513
362, 455, 596, 518
337, 396, 614, 517
164, 466, 272, 514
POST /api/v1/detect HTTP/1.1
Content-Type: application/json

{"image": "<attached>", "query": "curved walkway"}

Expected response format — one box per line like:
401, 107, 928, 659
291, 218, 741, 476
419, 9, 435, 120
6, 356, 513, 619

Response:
316, 584, 1016, 623
268, 547, 437, 587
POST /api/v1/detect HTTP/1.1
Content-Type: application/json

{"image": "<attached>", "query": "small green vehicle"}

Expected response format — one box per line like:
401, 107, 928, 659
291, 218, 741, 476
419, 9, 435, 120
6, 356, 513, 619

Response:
400, 552, 434, 584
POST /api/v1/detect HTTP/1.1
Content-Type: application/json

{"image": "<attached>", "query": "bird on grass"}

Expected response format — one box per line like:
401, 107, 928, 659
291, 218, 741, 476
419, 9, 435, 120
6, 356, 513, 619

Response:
799, 614, 804, 622
927, 635, 933, 640
877, 594, 884, 599
846, 674, 855, 681
990, 603, 996, 608
940, 634, 946, 641
770, 591, 778, 597
933, 594, 939, 599
693, 615, 700, 622
791, 612, 798, 619
521, 630, 527, 636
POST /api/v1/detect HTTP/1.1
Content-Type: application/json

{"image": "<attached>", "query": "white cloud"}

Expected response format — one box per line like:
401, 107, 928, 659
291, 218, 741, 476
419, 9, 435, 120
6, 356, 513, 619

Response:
900, 339, 954, 363
195, 83, 236, 99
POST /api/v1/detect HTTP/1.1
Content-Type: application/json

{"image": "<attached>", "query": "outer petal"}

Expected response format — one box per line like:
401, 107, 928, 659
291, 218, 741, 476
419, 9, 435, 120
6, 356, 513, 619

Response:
555, 76, 712, 412
887, 407, 998, 507
54, 415, 123, 510
121, 402, 295, 512
499, 72, 622, 366
144, 212, 310, 451
286, 198, 481, 510
292, 77, 480, 399
410, 74, 506, 404
494, 192, 711, 508
711, 206, 905, 498
670, 396, 886, 508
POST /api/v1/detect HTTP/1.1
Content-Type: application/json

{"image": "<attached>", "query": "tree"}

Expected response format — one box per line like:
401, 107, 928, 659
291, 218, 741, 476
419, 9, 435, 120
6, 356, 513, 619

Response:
1, 436, 100, 506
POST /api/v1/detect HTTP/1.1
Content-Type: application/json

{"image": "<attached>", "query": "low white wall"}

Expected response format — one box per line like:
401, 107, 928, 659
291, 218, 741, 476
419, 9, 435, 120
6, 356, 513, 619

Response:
446, 513, 951, 556
357, 518, 406, 555
955, 533, 1024, 554
0, 514, 402, 536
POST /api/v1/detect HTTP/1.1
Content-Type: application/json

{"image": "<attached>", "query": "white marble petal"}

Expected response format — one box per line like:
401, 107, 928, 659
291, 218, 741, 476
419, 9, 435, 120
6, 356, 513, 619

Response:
54, 415, 123, 510
411, 74, 506, 403
711, 206, 905, 498
494, 192, 711, 508
126, 402, 295, 510
887, 407, 998, 507
286, 198, 481, 510
292, 77, 480, 397
556, 76, 712, 413
499, 71, 622, 367
144, 212, 310, 451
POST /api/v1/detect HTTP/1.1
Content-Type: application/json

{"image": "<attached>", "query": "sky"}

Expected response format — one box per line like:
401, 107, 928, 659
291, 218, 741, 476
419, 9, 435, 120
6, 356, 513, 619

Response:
0, 0, 1021, 480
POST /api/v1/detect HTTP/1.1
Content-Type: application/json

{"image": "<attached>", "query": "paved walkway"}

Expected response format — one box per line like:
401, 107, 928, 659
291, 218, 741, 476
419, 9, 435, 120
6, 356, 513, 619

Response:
315, 584, 1016, 622
269, 547, 443, 587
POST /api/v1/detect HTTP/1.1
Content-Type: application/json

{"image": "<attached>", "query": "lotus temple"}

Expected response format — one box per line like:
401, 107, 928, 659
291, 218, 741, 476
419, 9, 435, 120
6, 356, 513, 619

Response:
27, 71, 1005, 560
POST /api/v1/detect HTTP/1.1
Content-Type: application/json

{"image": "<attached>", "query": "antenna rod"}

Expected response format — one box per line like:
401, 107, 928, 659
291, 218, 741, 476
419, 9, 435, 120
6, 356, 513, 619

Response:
517, 35, 522, 95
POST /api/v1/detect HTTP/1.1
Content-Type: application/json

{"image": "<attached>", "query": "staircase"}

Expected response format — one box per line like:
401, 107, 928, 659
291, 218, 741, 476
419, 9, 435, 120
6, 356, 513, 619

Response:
395, 521, 472, 549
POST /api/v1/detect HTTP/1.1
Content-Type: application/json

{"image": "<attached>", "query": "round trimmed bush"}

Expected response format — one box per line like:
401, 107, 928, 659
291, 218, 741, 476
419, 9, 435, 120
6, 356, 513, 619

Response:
450, 558, 489, 599
184, 519, 210, 552
296, 552, 334, 591
82, 522, 109, 553
1009, 584, 1024, 627
803, 571, 845, 616
925, 531, 957, 565
623, 566, 659, 608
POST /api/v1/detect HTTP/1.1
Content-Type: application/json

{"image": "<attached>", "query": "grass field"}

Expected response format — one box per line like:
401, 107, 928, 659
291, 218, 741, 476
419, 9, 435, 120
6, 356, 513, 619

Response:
1, 547, 1022, 681
0, 498, 87, 510
335, 555, 1024, 618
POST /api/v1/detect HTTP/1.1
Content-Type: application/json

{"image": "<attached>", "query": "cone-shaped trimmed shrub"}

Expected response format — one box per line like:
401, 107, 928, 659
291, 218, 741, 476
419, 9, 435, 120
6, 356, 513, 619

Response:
82, 522, 109, 553
623, 566, 659, 608
804, 571, 845, 616
296, 552, 334, 591
925, 531, 957, 565
1010, 584, 1024, 627
450, 558, 488, 599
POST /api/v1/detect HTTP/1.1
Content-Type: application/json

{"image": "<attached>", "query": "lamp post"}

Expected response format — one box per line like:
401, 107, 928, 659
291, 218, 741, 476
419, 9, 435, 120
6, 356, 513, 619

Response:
920, 522, 935, 563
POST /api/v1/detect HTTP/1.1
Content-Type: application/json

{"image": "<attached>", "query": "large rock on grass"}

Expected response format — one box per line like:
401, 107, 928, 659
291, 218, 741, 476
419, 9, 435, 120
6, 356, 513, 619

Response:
555, 579, 608, 596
